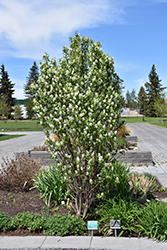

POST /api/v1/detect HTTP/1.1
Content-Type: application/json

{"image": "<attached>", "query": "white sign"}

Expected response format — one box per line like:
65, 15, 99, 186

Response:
110, 220, 121, 229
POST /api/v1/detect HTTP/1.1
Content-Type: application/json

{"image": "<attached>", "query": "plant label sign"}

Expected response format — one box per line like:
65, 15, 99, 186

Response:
87, 221, 98, 230
110, 220, 121, 229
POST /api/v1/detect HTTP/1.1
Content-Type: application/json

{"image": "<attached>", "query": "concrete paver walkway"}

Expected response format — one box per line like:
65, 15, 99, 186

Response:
0, 131, 45, 164
126, 123, 167, 187
0, 236, 166, 250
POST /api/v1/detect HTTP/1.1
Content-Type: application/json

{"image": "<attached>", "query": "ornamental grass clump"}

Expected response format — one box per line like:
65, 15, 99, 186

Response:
0, 154, 42, 191
129, 172, 157, 199
32, 32, 122, 218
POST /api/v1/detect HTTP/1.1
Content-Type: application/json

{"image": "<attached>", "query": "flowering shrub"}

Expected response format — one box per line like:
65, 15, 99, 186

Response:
32, 32, 122, 218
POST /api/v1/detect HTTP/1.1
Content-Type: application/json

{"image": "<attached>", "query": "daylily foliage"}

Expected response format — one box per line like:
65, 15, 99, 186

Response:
32, 33, 122, 218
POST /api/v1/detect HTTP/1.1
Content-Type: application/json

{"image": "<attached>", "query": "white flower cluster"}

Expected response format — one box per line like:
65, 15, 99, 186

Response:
32, 33, 122, 187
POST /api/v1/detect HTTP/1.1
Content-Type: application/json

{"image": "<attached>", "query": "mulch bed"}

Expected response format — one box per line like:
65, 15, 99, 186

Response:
0, 188, 70, 236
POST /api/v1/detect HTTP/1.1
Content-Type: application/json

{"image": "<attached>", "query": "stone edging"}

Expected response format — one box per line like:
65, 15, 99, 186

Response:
16, 135, 153, 166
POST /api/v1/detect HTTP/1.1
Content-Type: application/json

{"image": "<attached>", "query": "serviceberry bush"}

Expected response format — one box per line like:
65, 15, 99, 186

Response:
32, 32, 122, 218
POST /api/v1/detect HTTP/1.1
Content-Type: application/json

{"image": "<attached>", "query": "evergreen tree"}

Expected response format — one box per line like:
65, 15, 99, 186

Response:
0, 64, 15, 118
120, 95, 126, 108
145, 64, 166, 117
24, 62, 39, 118
131, 88, 137, 109
138, 86, 147, 114
125, 90, 132, 108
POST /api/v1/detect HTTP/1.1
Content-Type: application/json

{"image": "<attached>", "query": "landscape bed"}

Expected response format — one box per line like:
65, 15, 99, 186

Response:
0, 145, 167, 241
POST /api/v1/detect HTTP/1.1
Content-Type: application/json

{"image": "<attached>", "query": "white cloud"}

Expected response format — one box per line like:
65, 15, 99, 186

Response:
0, 0, 125, 59
13, 87, 24, 99
12, 78, 25, 99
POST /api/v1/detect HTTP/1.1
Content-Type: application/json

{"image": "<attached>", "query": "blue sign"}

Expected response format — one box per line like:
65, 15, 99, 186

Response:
87, 221, 98, 230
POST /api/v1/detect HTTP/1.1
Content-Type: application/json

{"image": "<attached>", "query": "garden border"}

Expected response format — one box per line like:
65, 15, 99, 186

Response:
16, 135, 153, 166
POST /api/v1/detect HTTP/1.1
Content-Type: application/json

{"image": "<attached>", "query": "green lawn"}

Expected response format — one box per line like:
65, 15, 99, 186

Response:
120, 116, 167, 128
0, 134, 25, 141
1, 117, 167, 132
0, 120, 43, 131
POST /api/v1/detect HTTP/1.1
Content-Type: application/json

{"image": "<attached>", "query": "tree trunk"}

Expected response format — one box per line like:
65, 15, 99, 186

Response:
15, 120, 17, 130
4, 120, 7, 130
161, 112, 163, 123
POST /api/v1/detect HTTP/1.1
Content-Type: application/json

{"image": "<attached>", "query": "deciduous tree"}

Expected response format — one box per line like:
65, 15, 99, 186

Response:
154, 93, 167, 122
0, 95, 10, 130
13, 101, 23, 129
32, 33, 122, 218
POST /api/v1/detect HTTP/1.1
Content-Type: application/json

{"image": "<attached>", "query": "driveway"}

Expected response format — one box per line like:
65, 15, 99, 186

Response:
0, 131, 45, 164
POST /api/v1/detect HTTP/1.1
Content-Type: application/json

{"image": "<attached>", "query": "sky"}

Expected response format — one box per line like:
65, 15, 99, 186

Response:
0, 0, 167, 99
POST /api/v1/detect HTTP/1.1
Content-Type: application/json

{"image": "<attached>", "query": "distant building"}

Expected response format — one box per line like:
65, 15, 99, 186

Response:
14, 99, 27, 119
121, 108, 142, 117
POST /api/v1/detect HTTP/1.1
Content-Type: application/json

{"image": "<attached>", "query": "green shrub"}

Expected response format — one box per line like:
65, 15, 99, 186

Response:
11, 212, 45, 231
100, 161, 134, 202
0, 211, 86, 236
98, 198, 141, 237
44, 214, 87, 236
0, 212, 13, 232
139, 201, 167, 241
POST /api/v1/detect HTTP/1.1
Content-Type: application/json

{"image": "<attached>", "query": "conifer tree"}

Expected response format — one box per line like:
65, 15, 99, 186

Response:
145, 64, 166, 117
24, 62, 39, 118
138, 86, 147, 114
125, 90, 132, 108
131, 88, 137, 109
0, 64, 15, 118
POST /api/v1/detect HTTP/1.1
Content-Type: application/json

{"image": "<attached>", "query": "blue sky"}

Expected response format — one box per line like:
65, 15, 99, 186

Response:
0, 0, 167, 99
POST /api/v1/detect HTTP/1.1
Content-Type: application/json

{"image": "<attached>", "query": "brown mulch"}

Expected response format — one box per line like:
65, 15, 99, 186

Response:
0, 188, 70, 236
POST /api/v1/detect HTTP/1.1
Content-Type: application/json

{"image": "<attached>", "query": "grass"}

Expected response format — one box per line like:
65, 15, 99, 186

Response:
1, 117, 167, 132
0, 120, 43, 131
121, 116, 167, 128
0, 134, 25, 141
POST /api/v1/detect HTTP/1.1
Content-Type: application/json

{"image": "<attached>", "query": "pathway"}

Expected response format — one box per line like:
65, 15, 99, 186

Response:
126, 123, 167, 186
0, 131, 45, 164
